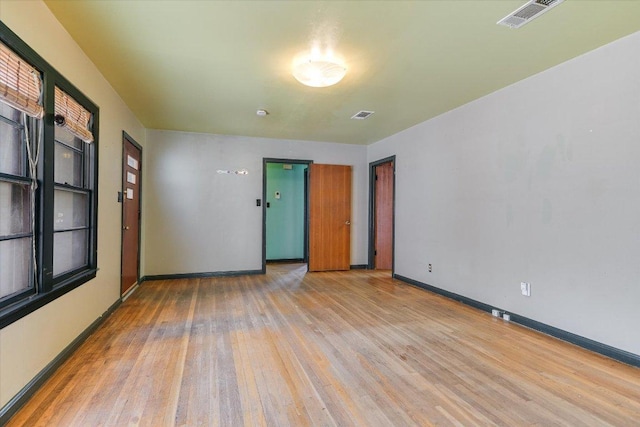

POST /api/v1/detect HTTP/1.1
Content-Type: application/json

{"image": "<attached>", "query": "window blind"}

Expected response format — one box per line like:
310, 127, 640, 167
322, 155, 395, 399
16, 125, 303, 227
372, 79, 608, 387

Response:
55, 86, 94, 143
0, 41, 43, 118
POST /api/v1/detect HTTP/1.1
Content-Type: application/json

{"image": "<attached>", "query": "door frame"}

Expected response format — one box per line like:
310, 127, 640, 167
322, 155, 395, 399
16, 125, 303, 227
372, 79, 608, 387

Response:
262, 158, 313, 272
368, 155, 396, 272
120, 131, 143, 295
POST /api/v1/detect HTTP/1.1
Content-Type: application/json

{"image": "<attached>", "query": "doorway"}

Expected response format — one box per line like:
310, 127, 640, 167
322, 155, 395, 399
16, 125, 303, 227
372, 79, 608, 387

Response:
121, 132, 142, 296
368, 156, 395, 272
262, 158, 311, 271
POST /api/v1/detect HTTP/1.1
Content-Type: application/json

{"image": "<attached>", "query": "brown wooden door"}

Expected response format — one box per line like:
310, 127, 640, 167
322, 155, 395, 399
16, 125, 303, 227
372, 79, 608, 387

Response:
308, 164, 351, 271
374, 161, 394, 269
121, 135, 142, 295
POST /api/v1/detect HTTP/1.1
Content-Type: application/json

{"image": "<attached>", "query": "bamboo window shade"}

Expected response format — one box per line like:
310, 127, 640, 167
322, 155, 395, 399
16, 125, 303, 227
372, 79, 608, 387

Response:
0, 41, 44, 118
55, 86, 93, 143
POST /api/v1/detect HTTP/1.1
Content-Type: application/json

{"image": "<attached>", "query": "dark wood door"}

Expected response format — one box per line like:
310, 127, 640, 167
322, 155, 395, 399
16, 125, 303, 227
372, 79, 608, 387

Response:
121, 135, 142, 295
374, 161, 394, 269
308, 164, 351, 271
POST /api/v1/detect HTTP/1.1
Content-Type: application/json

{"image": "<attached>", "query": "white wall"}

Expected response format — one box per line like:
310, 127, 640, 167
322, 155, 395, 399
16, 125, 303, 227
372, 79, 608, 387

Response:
369, 31, 640, 356
0, 0, 146, 409
144, 130, 367, 275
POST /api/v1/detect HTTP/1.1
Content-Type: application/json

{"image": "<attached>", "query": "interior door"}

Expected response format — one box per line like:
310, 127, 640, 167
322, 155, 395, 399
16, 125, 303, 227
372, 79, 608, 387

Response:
121, 134, 142, 295
308, 164, 352, 271
374, 161, 394, 269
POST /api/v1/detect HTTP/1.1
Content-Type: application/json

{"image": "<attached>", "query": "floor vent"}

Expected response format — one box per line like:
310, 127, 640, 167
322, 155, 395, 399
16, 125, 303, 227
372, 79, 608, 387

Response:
497, 0, 564, 29
351, 110, 374, 120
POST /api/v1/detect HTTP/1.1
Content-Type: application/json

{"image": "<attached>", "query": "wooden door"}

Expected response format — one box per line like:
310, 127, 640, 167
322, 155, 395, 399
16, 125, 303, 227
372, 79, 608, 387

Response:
308, 164, 351, 271
121, 135, 142, 295
374, 161, 394, 269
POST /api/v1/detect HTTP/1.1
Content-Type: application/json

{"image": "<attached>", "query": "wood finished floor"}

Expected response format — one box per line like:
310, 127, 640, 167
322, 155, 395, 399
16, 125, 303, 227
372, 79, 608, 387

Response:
7, 264, 640, 426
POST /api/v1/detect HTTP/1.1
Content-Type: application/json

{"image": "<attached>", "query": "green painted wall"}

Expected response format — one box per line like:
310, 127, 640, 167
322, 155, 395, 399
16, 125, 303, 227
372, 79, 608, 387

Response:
266, 163, 306, 260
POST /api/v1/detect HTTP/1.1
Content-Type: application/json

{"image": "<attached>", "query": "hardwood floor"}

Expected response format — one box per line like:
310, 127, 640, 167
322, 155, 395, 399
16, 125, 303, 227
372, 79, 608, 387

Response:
7, 264, 640, 426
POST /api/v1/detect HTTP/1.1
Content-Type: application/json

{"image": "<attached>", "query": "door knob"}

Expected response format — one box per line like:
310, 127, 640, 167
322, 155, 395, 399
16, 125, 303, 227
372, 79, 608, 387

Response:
345, 221, 351, 225
123, 226, 130, 230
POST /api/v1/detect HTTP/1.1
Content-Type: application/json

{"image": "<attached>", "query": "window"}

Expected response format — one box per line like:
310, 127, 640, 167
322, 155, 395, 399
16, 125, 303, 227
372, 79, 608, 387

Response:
53, 87, 95, 280
0, 23, 99, 328
0, 103, 34, 304
53, 127, 90, 276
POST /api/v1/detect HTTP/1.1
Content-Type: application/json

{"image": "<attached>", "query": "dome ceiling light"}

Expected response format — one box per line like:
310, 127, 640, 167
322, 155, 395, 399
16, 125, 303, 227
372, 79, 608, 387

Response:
292, 53, 346, 88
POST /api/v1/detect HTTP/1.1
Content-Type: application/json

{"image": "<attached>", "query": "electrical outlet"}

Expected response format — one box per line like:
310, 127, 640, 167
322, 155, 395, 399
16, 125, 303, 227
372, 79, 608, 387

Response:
428, 263, 432, 273
492, 309, 502, 317
520, 282, 531, 297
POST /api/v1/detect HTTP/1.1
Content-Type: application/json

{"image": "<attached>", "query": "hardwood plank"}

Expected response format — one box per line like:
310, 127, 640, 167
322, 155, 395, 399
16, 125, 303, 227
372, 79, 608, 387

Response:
6, 264, 640, 426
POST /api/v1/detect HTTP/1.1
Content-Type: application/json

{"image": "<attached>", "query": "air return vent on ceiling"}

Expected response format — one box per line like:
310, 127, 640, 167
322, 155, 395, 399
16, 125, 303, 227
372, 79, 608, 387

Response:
497, 0, 564, 29
351, 110, 374, 120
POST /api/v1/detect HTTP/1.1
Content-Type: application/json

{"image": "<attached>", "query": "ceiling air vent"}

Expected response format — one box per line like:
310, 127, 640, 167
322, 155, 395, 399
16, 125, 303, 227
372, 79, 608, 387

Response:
497, 0, 564, 29
351, 110, 374, 120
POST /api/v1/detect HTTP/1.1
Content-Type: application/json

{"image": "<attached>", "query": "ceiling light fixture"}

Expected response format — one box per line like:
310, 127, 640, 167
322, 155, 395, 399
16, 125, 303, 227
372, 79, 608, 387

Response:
292, 55, 346, 88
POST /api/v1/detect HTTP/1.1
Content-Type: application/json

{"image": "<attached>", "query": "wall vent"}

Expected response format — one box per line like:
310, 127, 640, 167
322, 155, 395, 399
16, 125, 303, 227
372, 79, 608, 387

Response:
351, 110, 374, 120
497, 0, 564, 29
